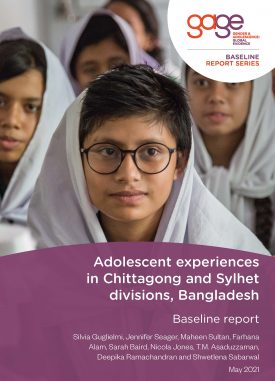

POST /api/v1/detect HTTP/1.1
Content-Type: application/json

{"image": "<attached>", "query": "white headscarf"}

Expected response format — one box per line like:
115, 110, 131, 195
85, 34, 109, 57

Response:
0, 27, 75, 225
183, 66, 275, 225
60, 9, 160, 95
28, 88, 268, 255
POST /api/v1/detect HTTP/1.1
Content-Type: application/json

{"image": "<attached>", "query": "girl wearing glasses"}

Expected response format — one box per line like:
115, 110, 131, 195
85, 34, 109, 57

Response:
29, 64, 268, 254
0, 28, 74, 253
184, 65, 275, 253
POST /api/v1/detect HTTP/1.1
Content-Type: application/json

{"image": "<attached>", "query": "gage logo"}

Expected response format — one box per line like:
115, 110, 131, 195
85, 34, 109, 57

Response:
187, 14, 244, 38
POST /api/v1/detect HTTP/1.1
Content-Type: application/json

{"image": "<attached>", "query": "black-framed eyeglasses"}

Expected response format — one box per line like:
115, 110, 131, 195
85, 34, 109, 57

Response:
80, 142, 177, 175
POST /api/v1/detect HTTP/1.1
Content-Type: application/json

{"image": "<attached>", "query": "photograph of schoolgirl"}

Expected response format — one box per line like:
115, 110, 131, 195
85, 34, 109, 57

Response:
0, 26, 74, 254
0, 0, 274, 256
28, 63, 270, 255
182, 64, 275, 254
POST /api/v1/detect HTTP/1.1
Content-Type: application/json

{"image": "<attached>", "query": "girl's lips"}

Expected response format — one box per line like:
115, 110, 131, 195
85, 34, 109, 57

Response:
205, 112, 228, 123
0, 137, 21, 150
110, 191, 147, 205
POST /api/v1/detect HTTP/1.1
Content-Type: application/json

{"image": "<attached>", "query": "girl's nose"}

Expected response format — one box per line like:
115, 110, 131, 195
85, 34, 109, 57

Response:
1, 103, 24, 129
208, 83, 227, 104
114, 153, 141, 182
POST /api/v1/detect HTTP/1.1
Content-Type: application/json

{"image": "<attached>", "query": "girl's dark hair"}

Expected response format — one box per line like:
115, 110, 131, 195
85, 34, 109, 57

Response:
70, 14, 129, 78
79, 64, 192, 152
105, 0, 164, 65
254, 197, 273, 251
0, 39, 47, 85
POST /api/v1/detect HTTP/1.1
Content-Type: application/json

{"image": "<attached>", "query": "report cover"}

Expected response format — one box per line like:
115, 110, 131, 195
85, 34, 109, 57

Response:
0, 1, 275, 380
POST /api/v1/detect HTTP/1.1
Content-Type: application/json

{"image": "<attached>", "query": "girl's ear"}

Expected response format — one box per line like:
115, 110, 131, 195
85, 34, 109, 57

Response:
174, 150, 189, 180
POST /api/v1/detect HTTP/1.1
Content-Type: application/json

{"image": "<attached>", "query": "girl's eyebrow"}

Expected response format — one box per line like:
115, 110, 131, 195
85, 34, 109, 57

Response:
90, 137, 167, 146
0, 91, 10, 99
192, 71, 203, 77
24, 97, 43, 102
0, 92, 42, 102
79, 61, 97, 69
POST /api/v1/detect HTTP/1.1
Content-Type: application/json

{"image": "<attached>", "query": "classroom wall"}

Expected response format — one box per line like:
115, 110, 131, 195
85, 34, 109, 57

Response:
0, 0, 45, 40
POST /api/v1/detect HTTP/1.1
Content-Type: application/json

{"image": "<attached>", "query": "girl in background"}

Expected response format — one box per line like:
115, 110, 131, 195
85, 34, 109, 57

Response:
105, 0, 181, 79
184, 65, 275, 253
0, 27, 74, 253
60, 9, 158, 95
